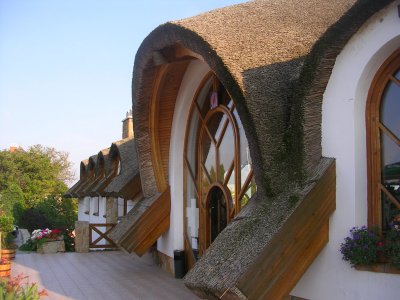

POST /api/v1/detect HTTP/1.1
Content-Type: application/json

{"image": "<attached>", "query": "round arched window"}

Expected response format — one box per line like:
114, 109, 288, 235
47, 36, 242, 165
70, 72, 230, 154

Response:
184, 74, 256, 261
367, 49, 400, 232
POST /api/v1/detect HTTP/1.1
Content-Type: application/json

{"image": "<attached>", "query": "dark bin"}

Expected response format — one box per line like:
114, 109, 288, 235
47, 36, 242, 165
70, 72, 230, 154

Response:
174, 250, 186, 279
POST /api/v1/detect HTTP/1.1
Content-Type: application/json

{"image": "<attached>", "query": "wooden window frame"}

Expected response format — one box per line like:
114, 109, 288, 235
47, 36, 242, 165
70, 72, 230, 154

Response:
366, 48, 400, 231
183, 73, 255, 262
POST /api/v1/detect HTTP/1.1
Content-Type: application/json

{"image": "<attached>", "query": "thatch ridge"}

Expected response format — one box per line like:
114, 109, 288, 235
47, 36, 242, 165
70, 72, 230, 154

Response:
65, 159, 89, 198
87, 148, 110, 197
76, 154, 98, 197
88, 148, 113, 197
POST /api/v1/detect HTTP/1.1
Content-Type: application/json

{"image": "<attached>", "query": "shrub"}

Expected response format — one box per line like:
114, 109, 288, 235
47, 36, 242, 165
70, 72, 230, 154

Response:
18, 208, 51, 234
35, 196, 77, 231
19, 239, 36, 252
0, 214, 14, 233
63, 229, 75, 252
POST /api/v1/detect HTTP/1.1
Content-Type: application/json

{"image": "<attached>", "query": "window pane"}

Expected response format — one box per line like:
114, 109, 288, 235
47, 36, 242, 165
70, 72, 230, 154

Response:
380, 78, 400, 138
381, 133, 400, 185
240, 176, 257, 208
381, 132, 400, 230
196, 78, 213, 117
201, 133, 216, 182
218, 123, 235, 183
186, 110, 201, 178
382, 192, 400, 231
207, 111, 224, 142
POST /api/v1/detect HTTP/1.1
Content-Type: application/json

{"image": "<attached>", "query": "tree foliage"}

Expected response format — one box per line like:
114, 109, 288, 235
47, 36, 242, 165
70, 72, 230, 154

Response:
0, 145, 77, 230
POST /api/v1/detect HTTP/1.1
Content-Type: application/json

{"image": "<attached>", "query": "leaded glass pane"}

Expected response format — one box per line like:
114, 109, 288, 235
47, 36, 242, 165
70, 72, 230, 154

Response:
201, 133, 216, 183
240, 176, 257, 208
380, 77, 400, 138
196, 78, 213, 117
382, 191, 400, 231
218, 123, 235, 183
381, 133, 400, 188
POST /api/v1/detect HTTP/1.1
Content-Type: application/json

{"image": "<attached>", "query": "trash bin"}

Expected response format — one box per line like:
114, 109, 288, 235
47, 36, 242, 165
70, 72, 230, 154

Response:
174, 250, 186, 279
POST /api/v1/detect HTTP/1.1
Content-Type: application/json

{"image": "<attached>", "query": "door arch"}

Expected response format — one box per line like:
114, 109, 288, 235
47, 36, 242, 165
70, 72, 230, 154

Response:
204, 184, 231, 249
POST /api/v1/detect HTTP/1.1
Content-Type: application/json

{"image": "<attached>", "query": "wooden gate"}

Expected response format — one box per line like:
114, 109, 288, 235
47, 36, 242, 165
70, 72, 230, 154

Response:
89, 223, 118, 249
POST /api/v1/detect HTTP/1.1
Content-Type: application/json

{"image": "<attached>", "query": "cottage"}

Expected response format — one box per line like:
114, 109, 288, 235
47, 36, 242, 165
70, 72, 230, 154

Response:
66, 111, 140, 249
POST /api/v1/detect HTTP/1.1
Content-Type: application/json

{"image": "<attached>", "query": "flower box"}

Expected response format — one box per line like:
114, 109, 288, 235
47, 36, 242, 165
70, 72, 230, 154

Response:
340, 226, 400, 273
355, 263, 400, 275
37, 239, 65, 254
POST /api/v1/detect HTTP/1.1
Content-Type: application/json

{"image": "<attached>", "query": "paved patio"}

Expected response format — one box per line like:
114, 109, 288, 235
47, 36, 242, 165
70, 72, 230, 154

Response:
11, 251, 199, 300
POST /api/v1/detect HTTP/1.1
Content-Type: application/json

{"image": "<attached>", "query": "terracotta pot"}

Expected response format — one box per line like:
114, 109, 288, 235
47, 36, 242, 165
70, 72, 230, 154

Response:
1, 249, 16, 260
0, 262, 11, 277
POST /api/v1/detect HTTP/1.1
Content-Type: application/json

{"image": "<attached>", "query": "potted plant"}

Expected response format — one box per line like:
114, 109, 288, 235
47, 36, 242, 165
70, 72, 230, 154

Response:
0, 258, 11, 278
0, 213, 16, 260
31, 228, 65, 254
340, 226, 380, 267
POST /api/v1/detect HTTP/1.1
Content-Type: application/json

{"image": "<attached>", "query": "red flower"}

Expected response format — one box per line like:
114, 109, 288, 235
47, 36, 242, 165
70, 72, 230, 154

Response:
52, 229, 61, 235
376, 241, 385, 247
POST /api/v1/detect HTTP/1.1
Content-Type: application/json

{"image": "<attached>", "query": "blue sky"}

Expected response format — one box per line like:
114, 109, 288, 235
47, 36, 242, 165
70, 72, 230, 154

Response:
0, 0, 246, 183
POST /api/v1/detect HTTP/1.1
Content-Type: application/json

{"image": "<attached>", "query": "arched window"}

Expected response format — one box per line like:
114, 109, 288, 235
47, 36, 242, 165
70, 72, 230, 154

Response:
184, 74, 256, 258
367, 49, 400, 232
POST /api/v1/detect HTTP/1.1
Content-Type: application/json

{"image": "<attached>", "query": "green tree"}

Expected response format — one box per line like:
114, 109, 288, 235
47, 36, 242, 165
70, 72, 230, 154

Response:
36, 195, 77, 231
0, 145, 77, 229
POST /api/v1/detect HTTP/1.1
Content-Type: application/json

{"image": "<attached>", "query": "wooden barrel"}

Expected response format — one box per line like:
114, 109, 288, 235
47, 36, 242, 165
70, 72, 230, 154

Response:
1, 249, 16, 260
0, 262, 11, 277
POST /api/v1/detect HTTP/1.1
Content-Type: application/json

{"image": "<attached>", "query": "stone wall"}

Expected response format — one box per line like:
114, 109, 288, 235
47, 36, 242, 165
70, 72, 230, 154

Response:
75, 221, 89, 253
106, 197, 118, 224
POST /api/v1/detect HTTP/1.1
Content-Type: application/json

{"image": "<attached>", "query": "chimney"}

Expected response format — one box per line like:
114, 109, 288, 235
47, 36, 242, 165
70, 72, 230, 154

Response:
9, 145, 18, 153
122, 109, 134, 139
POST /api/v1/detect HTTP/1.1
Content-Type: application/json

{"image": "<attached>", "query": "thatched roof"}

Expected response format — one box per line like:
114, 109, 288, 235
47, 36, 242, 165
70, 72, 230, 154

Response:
88, 148, 113, 197
65, 160, 88, 198
131, 0, 394, 297
133, 0, 392, 198
74, 155, 97, 198
104, 138, 141, 199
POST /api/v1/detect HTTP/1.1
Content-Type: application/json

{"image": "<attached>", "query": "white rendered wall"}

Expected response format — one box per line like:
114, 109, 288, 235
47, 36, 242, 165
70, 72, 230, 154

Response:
89, 196, 108, 246
292, 3, 400, 299
78, 197, 90, 222
157, 60, 211, 257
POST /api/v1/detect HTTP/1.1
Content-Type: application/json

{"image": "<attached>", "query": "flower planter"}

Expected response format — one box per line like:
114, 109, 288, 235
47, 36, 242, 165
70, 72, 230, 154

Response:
1, 249, 16, 260
0, 261, 11, 277
355, 263, 400, 275
37, 239, 65, 254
